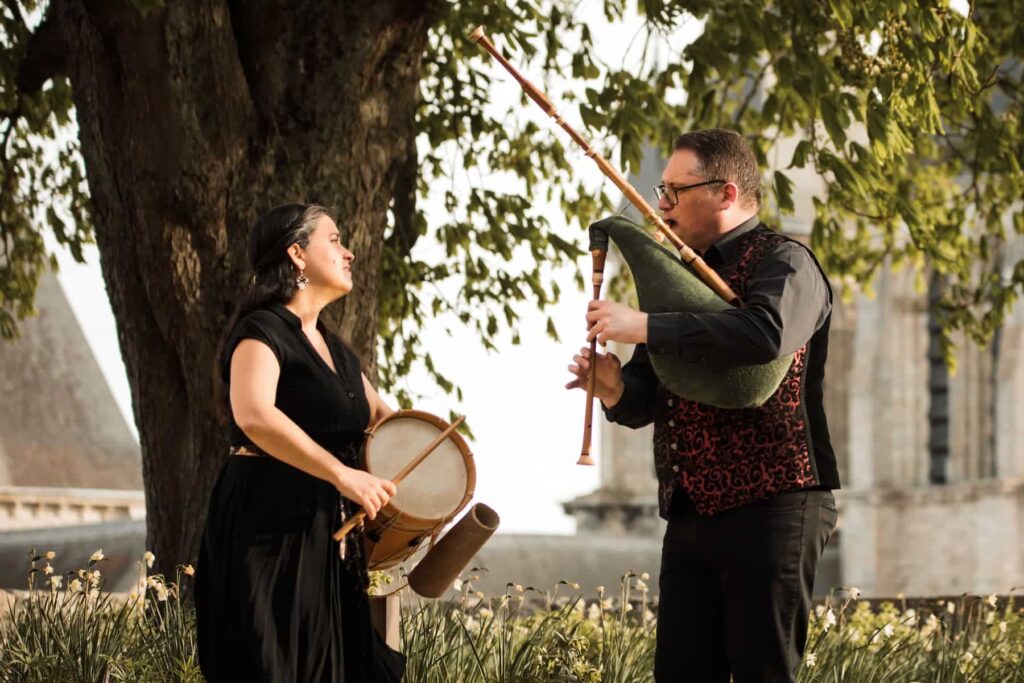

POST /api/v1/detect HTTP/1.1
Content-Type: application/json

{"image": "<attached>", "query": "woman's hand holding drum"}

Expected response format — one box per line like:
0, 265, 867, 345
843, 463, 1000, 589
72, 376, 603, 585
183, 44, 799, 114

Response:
334, 467, 396, 521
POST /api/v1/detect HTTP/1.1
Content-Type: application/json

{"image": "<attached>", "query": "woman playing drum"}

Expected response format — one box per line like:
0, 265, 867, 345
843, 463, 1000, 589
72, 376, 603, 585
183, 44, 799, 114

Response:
195, 203, 405, 682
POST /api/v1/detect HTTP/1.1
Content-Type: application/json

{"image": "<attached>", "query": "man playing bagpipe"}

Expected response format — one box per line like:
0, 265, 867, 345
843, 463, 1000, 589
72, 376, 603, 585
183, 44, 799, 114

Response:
567, 128, 840, 683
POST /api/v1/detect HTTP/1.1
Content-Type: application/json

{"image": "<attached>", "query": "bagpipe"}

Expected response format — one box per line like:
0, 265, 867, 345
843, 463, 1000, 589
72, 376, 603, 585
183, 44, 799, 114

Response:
588, 215, 792, 409
469, 27, 793, 464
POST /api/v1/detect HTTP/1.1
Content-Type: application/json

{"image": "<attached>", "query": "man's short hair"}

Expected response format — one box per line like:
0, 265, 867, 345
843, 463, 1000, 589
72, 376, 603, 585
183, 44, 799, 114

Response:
673, 129, 761, 209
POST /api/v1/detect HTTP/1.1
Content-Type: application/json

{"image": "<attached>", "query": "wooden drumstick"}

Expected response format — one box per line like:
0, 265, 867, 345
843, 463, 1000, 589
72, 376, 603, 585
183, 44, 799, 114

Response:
333, 414, 466, 542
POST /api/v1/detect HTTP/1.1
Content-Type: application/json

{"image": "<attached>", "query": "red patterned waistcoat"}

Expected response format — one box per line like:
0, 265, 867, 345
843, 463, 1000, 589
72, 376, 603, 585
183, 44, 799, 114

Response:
654, 227, 826, 516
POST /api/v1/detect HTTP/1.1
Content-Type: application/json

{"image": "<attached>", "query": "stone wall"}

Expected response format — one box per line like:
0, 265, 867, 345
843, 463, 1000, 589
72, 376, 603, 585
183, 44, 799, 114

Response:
0, 486, 145, 531
838, 479, 1024, 596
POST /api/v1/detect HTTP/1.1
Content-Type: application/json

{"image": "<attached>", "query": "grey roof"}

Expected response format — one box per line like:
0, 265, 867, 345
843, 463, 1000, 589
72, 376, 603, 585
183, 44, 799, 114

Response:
0, 519, 145, 592
0, 273, 142, 489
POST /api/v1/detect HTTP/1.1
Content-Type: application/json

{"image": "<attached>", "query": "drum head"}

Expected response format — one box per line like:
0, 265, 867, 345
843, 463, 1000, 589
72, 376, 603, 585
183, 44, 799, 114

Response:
365, 411, 474, 522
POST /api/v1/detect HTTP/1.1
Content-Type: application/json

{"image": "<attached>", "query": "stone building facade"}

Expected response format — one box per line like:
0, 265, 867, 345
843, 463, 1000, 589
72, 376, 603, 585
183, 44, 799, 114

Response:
837, 263, 1024, 596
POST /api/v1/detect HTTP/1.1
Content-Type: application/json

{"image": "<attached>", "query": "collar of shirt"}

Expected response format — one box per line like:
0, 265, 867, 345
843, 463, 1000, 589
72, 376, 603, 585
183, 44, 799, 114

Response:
271, 303, 329, 337
703, 214, 761, 268
271, 303, 303, 329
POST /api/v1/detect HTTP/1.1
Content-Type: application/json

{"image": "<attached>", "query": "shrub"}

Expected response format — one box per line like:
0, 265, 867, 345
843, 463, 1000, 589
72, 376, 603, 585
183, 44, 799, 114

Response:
0, 549, 200, 682
3, 554, 1024, 682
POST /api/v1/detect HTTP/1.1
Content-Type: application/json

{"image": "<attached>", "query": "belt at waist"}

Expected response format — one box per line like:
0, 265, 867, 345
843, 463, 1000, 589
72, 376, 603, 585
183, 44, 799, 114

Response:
229, 444, 268, 458
667, 485, 833, 518
228, 444, 359, 465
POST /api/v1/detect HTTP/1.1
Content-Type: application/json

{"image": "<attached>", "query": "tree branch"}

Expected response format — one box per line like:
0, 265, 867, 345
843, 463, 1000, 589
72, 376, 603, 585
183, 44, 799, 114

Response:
836, 200, 891, 222
14, 2, 68, 95
1, 107, 21, 190
0, 110, 20, 264
733, 59, 773, 125
3, 0, 28, 37
385, 130, 421, 259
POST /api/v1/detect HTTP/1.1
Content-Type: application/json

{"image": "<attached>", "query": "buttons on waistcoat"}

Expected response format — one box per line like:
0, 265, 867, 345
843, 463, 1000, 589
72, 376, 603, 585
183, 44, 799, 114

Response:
672, 465, 680, 473
670, 442, 678, 450
348, 392, 355, 398
667, 399, 674, 407
668, 420, 675, 427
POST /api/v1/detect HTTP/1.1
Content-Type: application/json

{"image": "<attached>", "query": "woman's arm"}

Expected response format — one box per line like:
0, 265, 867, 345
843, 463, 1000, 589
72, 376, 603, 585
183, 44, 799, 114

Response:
362, 373, 396, 427
230, 339, 395, 518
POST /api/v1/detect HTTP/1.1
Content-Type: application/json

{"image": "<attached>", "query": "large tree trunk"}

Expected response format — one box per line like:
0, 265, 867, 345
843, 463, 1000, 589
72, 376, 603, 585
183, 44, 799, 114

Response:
50, 0, 437, 575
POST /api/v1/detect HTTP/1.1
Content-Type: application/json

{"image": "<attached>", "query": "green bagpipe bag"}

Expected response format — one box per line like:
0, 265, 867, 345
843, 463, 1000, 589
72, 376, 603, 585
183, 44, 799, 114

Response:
589, 216, 792, 409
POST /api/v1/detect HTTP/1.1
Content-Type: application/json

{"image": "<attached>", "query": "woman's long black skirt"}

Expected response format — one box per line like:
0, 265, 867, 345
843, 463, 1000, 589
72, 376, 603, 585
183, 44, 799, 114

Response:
195, 457, 405, 682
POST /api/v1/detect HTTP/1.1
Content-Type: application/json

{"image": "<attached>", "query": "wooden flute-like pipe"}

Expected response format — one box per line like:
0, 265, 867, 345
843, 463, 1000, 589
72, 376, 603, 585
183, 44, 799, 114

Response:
333, 415, 466, 542
469, 25, 740, 306
577, 248, 607, 466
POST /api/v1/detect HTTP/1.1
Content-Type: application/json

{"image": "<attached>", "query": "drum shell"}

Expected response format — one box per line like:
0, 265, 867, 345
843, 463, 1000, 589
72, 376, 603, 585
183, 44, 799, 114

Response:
358, 410, 475, 570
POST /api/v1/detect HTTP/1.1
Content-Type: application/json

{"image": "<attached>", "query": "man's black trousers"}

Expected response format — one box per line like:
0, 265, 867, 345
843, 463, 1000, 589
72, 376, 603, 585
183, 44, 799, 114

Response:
655, 490, 837, 683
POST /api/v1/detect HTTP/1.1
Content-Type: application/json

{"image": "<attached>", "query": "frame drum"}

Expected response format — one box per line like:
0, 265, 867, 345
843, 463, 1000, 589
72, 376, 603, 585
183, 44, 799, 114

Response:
360, 410, 475, 570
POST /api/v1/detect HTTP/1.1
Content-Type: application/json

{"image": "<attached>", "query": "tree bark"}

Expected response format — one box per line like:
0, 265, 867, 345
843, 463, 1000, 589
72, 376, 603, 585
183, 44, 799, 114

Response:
52, 0, 438, 575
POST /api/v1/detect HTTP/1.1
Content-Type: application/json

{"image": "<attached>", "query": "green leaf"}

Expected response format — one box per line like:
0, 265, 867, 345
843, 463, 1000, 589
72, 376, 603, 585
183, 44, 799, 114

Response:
788, 140, 812, 169
579, 105, 603, 132
773, 171, 795, 214
819, 97, 847, 148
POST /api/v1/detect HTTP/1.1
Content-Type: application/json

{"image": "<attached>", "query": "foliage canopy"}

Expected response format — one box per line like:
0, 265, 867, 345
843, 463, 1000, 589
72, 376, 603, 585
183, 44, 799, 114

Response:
2, 0, 1022, 391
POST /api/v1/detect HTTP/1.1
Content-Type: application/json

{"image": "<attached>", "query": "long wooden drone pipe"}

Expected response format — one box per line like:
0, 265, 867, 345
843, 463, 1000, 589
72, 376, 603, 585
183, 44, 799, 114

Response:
468, 25, 740, 306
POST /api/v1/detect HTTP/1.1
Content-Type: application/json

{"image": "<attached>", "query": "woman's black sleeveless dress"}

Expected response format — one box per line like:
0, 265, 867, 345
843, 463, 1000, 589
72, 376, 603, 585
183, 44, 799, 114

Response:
196, 304, 405, 682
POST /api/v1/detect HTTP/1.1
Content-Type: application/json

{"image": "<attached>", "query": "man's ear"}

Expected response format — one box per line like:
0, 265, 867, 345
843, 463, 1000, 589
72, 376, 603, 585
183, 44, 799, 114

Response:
287, 243, 305, 271
720, 182, 740, 210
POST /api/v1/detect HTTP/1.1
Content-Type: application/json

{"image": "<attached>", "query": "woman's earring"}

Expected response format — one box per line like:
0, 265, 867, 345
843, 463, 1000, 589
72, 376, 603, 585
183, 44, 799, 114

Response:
296, 269, 310, 291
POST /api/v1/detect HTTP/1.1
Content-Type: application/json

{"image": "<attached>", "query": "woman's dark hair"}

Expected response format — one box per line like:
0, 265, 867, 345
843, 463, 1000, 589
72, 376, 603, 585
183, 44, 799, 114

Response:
214, 203, 330, 421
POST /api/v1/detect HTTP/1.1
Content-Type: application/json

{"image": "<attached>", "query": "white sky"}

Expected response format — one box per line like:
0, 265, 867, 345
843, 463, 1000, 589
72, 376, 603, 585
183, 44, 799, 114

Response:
52, 4, 702, 535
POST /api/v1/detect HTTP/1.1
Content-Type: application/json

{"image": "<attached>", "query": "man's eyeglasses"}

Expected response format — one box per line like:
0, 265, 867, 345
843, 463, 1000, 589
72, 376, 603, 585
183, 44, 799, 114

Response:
653, 179, 726, 206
